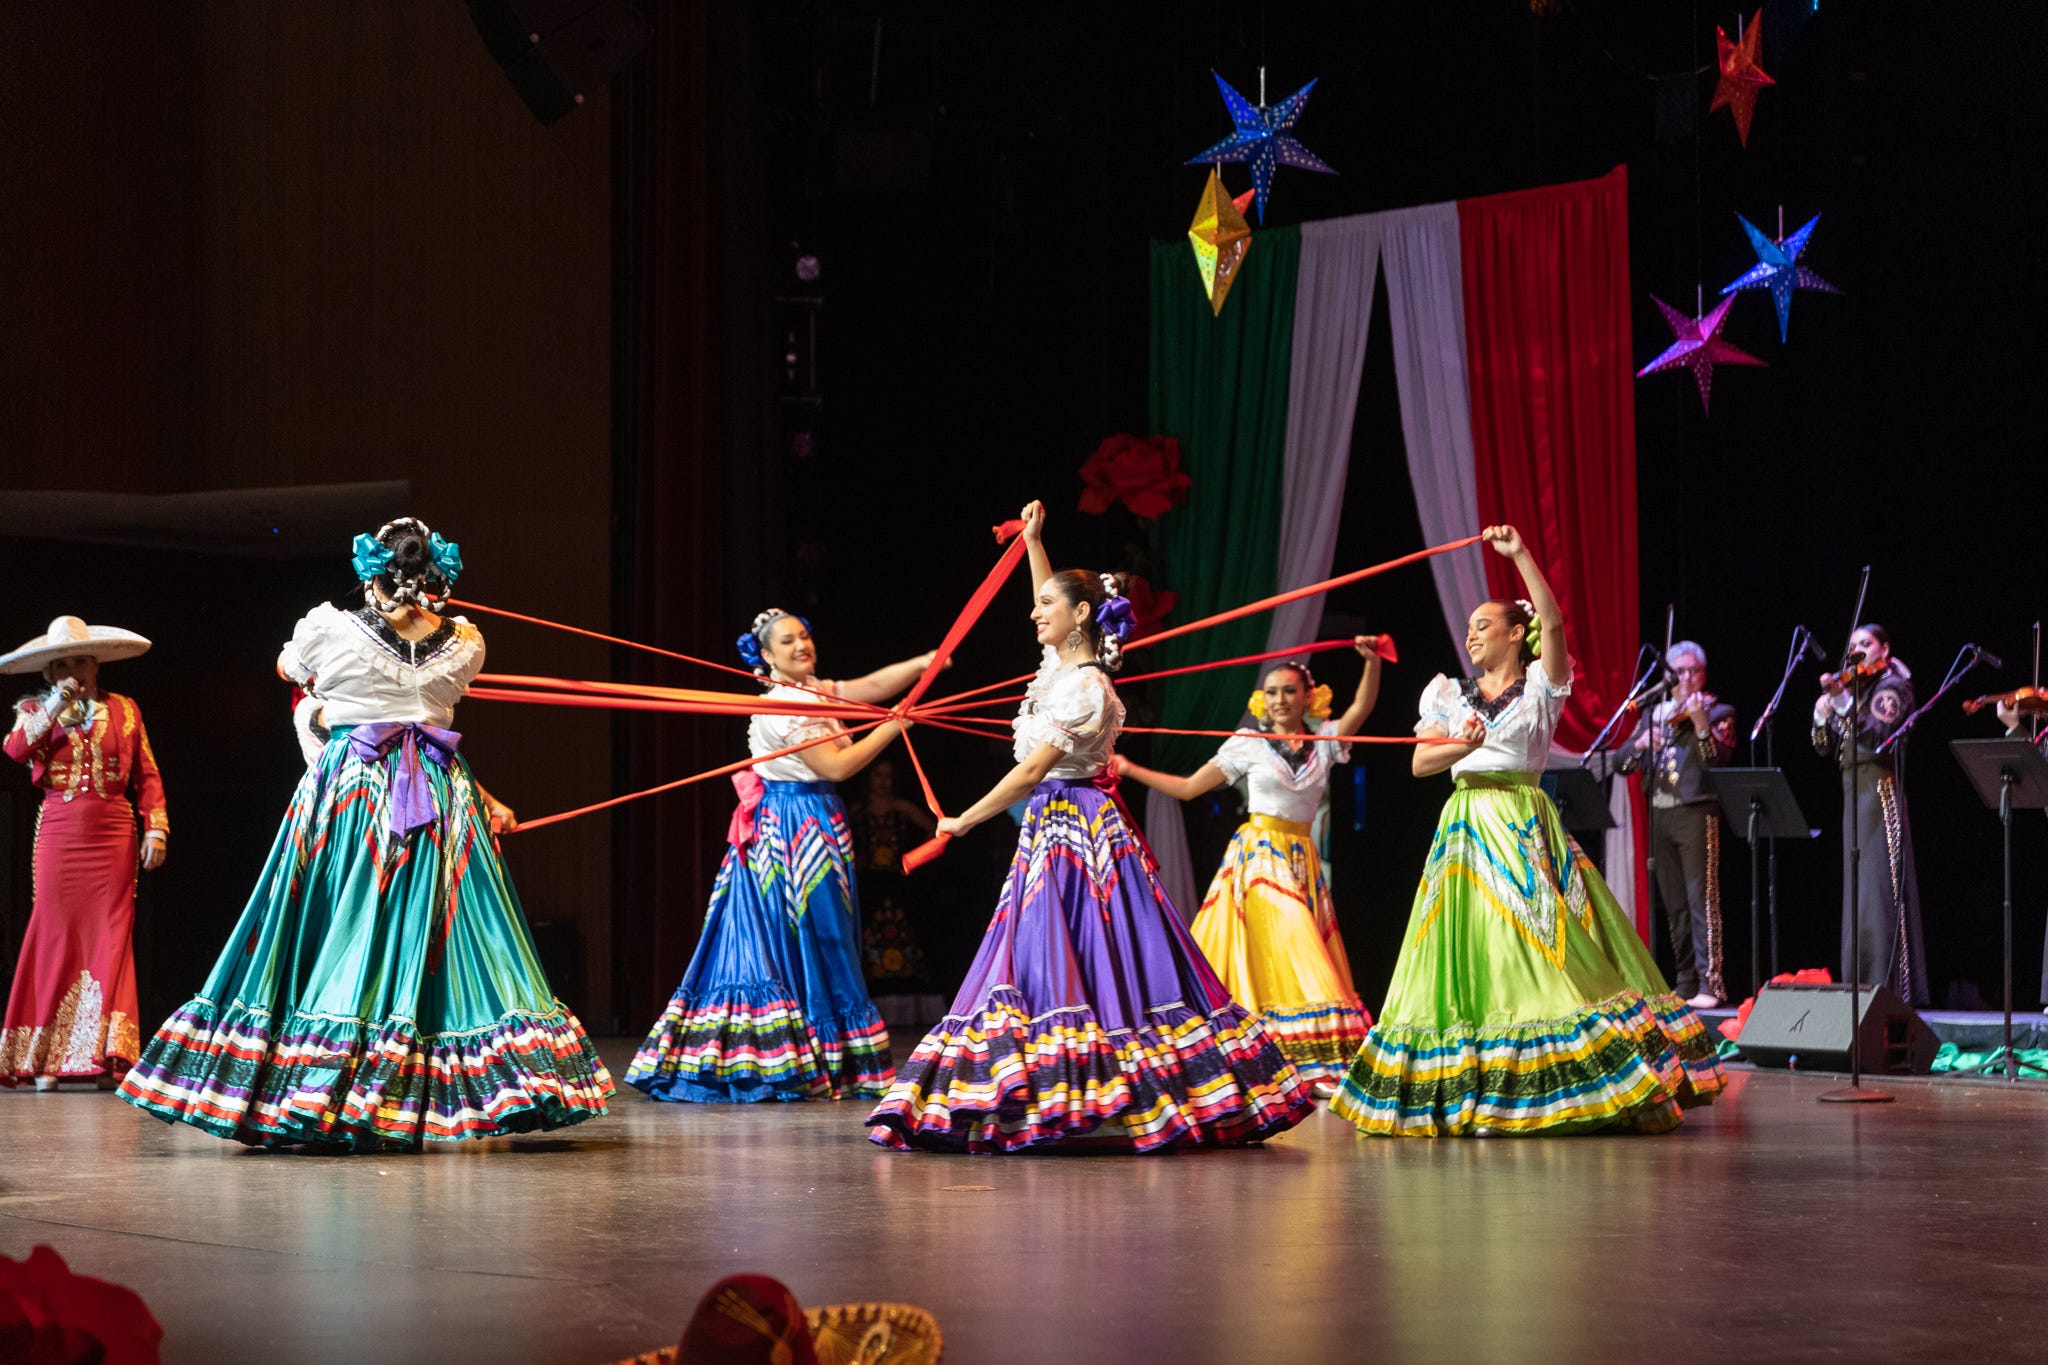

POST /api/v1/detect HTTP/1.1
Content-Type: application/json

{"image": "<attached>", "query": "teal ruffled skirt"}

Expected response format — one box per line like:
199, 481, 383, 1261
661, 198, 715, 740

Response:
119, 724, 612, 1149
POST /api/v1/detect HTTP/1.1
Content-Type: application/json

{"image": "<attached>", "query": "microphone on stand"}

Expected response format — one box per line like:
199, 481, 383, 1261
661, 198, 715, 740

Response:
1629, 676, 1678, 712
1796, 628, 1829, 667
1971, 644, 2006, 670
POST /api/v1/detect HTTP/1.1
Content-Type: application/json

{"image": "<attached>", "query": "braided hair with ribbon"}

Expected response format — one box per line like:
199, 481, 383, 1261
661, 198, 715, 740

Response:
351, 517, 463, 611
1045, 570, 1136, 672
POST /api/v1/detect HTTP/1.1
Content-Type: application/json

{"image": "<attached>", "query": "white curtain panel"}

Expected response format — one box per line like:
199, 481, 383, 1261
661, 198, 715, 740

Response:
1379, 201, 1490, 667
1263, 212, 1387, 655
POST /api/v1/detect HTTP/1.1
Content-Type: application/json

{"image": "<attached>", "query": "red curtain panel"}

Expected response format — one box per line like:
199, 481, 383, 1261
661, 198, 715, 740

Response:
1459, 166, 1650, 931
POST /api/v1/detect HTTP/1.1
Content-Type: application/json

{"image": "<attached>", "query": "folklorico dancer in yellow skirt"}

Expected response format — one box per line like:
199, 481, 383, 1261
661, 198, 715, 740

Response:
1114, 638, 1384, 1090
1331, 525, 1725, 1136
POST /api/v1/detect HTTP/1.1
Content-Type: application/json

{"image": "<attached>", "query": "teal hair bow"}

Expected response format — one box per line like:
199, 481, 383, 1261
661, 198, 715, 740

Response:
428, 533, 464, 587
351, 533, 395, 583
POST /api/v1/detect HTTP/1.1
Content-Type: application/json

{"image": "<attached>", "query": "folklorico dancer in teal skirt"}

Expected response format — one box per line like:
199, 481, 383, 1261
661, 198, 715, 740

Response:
1331, 525, 1725, 1137
119, 519, 612, 1149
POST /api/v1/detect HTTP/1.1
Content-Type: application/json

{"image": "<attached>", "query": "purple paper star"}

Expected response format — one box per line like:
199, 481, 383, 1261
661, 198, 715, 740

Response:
1183, 72, 1335, 224
1720, 213, 1839, 343
1637, 295, 1765, 413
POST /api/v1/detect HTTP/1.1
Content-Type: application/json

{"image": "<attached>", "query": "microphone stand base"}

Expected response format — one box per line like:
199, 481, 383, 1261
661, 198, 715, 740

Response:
1817, 1086, 1895, 1104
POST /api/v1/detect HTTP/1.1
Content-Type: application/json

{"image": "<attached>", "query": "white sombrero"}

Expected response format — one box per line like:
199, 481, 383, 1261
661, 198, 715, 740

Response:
0, 616, 153, 675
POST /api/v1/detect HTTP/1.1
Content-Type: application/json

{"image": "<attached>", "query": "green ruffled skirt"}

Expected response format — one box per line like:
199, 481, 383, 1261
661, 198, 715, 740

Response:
1332, 772, 1725, 1136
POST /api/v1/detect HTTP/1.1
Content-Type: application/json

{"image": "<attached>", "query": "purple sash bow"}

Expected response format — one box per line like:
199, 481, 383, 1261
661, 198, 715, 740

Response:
347, 722, 462, 840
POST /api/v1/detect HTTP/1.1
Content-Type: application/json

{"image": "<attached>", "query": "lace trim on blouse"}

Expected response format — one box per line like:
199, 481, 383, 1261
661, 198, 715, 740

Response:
348, 606, 459, 667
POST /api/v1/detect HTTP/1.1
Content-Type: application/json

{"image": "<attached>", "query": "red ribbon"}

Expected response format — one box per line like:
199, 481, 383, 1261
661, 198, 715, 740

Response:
1089, 765, 1158, 872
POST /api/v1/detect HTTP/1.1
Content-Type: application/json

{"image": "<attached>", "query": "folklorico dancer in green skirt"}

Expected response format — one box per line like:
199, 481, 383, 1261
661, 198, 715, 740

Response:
1331, 525, 1725, 1136
118, 519, 612, 1149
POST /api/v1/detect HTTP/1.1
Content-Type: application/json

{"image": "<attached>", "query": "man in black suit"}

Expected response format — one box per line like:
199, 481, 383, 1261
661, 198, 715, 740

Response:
1622, 642, 1738, 1008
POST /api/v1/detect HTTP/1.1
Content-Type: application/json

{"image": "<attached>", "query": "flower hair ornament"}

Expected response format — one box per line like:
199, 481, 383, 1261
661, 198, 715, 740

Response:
1514, 597, 1544, 660
1093, 573, 1137, 671
737, 608, 812, 678
353, 518, 462, 610
1246, 661, 1333, 723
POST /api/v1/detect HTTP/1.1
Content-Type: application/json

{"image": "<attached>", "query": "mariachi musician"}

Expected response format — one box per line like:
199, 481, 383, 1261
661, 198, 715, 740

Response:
1813, 623, 1927, 1006
1620, 641, 1737, 1009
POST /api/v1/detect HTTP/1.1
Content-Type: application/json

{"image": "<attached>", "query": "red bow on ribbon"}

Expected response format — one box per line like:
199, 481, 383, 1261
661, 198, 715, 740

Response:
727, 769, 765, 850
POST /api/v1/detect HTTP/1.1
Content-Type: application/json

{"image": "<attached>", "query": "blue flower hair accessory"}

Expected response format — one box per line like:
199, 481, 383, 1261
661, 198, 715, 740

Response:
428, 533, 464, 587
351, 533, 395, 584
1092, 573, 1137, 674
1094, 590, 1136, 643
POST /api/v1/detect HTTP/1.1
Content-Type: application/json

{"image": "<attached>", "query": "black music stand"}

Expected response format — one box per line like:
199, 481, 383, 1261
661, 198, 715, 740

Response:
1547, 768, 1617, 835
1947, 739, 2048, 1081
1706, 768, 1816, 1002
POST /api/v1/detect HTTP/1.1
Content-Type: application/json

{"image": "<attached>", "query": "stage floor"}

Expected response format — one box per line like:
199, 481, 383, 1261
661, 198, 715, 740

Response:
5, 1044, 2048, 1365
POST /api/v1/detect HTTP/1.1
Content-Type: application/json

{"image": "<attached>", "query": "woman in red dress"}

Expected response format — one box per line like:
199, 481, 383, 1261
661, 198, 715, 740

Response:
1, 616, 167, 1091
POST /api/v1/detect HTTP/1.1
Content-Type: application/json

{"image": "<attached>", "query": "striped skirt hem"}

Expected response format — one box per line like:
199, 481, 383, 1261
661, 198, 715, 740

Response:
625, 984, 893, 1102
117, 995, 614, 1150
865, 986, 1314, 1154
1328, 990, 1719, 1138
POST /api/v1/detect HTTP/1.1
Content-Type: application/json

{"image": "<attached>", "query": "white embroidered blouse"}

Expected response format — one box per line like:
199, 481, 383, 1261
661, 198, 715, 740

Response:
749, 679, 849, 782
1415, 667, 1572, 780
278, 603, 486, 737
1210, 718, 1349, 825
1013, 647, 1123, 779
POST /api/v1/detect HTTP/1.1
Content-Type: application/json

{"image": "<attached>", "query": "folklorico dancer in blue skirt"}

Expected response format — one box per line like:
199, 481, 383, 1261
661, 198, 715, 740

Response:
119, 519, 613, 1149
625, 611, 937, 1102
1330, 524, 1726, 1137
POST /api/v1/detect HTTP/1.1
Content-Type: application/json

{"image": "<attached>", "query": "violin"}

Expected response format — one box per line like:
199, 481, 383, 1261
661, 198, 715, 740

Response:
1657, 690, 1717, 728
1819, 660, 1888, 692
1962, 686, 2048, 716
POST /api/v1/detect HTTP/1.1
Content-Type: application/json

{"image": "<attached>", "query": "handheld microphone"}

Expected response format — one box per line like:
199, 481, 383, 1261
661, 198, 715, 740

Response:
1972, 644, 2006, 670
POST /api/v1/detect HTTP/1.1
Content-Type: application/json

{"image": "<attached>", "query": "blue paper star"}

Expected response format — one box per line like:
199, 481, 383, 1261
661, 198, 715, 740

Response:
1183, 72, 1335, 224
1720, 213, 1839, 343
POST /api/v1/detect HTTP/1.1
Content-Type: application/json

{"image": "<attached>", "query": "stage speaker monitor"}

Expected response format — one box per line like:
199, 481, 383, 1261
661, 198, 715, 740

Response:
466, 0, 650, 125
1737, 982, 1937, 1075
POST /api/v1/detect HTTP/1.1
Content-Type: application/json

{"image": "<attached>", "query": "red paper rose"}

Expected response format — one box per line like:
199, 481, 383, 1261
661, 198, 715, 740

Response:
1078, 434, 1191, 519
0, 1246, 163, 1365
1118, 574, 1178, 642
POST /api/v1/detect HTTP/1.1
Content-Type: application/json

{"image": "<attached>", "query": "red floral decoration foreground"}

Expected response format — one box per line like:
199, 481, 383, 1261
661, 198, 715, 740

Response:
1078, 433, 1191, 519
0, 1246, 163, 1365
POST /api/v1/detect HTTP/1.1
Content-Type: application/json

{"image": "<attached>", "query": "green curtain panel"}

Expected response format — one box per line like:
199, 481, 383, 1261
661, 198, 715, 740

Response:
1146, 225, 1299, 771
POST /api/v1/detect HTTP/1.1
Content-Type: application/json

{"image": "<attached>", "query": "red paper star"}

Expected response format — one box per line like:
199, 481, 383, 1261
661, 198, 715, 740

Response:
1710, 9, 1775, 147
1636, 295, 1765, 414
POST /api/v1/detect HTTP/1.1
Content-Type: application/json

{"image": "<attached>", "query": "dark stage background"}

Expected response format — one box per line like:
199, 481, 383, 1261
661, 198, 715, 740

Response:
3, 2, 2043, 1034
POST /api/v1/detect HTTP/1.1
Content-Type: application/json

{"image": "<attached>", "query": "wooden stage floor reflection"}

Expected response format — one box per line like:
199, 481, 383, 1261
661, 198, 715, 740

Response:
4, 1046, 2047, 1365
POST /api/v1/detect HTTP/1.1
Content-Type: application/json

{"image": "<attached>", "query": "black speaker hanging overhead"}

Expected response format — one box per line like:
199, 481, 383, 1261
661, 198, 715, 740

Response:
466, 0, 651, 125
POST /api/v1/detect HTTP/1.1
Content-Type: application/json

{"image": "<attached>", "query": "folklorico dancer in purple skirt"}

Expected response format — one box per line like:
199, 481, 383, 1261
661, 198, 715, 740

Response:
866, 500, 1315, 1153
